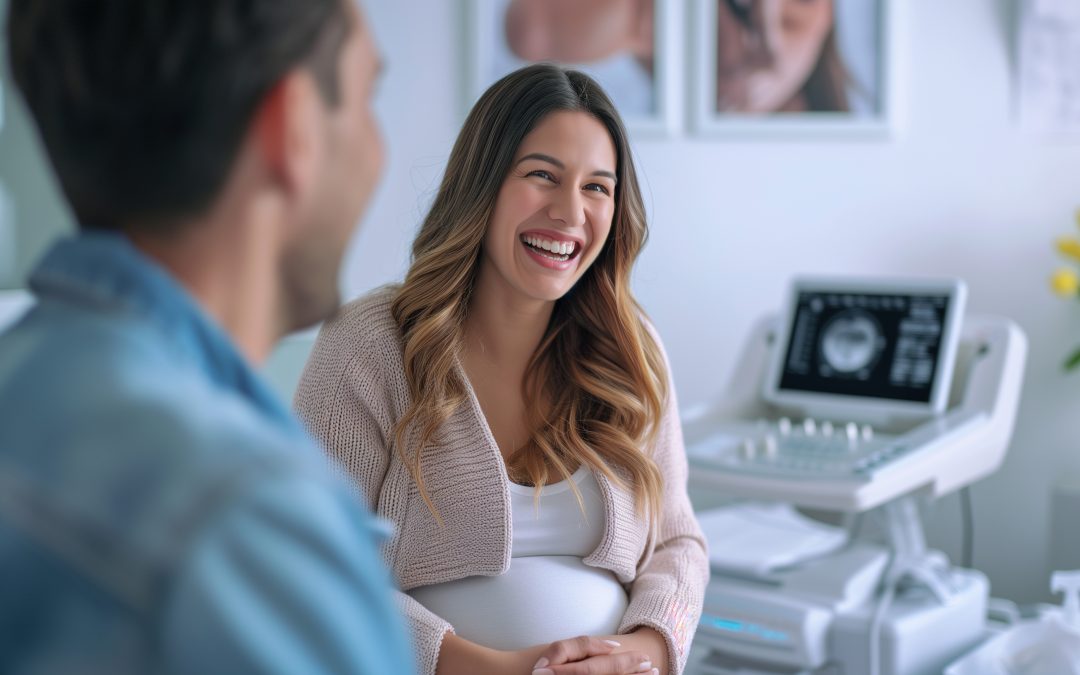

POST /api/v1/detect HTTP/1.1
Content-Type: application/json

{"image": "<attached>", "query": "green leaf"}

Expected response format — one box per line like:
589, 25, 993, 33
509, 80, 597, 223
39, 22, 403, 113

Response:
1065, 347, 1080, 371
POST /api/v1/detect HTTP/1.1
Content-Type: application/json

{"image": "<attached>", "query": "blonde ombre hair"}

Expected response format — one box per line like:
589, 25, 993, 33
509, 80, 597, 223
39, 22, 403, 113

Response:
391, 64, 667, 523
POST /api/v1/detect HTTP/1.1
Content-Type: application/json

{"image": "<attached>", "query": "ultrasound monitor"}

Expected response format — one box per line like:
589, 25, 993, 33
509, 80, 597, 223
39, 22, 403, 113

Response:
763, 277, 966, 422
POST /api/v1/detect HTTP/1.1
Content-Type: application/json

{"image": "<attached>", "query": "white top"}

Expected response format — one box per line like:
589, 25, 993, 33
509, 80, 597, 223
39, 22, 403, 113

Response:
408, 466, 629, 650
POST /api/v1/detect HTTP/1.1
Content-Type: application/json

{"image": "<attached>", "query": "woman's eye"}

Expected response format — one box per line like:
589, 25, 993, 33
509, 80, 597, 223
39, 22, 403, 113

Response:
529, 170, 555, 182
584, 183, 610, 195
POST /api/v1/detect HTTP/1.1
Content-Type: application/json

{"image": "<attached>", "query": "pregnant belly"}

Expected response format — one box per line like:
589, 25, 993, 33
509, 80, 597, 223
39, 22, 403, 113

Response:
408, 556, 629, 651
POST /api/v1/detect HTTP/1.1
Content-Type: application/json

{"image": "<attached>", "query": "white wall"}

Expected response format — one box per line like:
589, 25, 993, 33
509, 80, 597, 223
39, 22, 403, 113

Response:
3, 0, 1079, 605
0, 0, 75, 287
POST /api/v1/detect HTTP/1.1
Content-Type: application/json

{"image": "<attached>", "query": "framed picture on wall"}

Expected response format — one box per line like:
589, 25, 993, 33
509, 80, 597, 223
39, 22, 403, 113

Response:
691, 0, 898, 138
465, 0, 678, 138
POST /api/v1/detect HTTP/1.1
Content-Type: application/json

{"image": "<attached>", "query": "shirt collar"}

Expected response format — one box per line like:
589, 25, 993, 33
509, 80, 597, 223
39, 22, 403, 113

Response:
28, 230, 302, 438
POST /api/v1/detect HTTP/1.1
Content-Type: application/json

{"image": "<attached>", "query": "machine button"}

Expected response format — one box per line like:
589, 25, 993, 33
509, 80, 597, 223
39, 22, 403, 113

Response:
845, 422, 859, 447
821, 421, 834, 437
861, 424, 875, 441
778, 417, 792, 436
761, 434, 778, 459
802, 418, 817, 435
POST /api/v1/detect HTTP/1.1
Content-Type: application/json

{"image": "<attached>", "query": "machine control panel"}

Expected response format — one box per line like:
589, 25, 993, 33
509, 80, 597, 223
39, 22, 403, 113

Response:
687, 416, 912, 481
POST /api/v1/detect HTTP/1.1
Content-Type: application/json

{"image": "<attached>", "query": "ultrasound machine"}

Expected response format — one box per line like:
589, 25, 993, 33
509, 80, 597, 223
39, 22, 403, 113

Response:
683, 277, 1027, 675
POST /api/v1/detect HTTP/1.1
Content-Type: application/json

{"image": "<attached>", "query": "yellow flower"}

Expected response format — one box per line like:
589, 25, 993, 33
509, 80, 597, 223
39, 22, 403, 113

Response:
1052, 268, 1080, 297
1059, 237, 1080, 262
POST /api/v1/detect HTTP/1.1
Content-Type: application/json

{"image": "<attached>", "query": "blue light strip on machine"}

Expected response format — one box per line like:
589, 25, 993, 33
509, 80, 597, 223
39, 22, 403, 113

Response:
701, 613, 791, 643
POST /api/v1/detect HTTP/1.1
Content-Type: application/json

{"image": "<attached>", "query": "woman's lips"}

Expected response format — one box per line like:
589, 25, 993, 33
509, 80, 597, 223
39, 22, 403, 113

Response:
520, 237, 579, 271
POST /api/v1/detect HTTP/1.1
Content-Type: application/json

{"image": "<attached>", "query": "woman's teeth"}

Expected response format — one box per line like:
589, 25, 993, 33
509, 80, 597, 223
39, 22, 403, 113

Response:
521, 235, 577, 260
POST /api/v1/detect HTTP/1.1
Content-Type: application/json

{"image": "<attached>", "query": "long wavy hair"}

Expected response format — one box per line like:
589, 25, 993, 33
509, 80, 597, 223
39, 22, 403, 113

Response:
391, 64, 667, 524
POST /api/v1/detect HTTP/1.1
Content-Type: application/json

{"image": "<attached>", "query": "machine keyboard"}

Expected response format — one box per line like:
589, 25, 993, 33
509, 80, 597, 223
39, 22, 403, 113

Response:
687, 418, 912, 481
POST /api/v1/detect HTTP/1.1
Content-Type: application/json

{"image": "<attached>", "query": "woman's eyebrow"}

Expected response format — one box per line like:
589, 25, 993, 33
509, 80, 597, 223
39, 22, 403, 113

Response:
517, 153, 617, 183
517, 152, 564, 168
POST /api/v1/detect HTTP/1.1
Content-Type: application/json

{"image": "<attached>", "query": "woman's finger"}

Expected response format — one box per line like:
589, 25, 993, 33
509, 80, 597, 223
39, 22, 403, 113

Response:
545, 651, 656, 675
532, 635, 621, 669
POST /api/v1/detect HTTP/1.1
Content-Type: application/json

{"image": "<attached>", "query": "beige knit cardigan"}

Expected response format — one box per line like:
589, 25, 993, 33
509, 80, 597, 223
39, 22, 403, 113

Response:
294, 285, 708, 675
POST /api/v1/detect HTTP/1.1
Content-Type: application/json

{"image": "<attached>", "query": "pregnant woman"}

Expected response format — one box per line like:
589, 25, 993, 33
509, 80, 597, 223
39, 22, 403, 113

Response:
295, 64, 707, 675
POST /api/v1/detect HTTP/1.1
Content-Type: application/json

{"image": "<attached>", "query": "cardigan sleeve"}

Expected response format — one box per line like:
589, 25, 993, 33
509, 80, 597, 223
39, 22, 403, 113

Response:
294, 330, 393, 510
617, 329, 709, 675
293, 316, 455, 675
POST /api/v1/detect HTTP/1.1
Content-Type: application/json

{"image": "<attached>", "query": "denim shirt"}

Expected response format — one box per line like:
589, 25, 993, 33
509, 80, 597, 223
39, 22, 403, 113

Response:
0, 233, 415, 674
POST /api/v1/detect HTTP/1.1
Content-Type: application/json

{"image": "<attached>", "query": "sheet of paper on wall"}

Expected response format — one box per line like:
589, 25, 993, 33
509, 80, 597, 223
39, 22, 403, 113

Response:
1019, 0, 1080, 137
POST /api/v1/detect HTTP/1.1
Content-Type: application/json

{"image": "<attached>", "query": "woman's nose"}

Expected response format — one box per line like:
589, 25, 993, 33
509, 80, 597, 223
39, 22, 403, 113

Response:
547, 185, 586, 227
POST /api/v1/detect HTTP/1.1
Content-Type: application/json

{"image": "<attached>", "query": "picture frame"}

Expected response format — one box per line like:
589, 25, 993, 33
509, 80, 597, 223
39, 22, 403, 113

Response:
464, 0, 678, 138
690, 0, 899, 139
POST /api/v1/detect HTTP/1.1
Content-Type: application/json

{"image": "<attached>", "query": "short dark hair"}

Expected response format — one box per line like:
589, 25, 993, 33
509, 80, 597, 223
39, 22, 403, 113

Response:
6, 0, 350, 231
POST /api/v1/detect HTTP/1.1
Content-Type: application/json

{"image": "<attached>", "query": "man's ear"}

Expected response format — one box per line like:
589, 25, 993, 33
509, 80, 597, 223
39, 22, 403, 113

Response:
252, 69, 325, 201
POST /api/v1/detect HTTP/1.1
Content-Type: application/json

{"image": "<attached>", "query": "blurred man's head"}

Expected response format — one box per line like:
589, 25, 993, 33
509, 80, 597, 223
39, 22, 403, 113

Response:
6, 0, 384, 330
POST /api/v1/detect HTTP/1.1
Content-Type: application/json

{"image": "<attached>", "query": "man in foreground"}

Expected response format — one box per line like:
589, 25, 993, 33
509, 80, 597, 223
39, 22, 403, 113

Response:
0, 1, 414, 672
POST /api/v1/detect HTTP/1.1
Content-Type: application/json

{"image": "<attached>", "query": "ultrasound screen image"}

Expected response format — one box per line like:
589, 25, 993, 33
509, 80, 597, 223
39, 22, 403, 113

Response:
778, 290, 951, 402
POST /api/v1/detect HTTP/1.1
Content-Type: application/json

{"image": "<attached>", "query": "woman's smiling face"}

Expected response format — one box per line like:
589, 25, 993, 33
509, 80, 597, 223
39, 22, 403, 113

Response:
479, 110, 618, 304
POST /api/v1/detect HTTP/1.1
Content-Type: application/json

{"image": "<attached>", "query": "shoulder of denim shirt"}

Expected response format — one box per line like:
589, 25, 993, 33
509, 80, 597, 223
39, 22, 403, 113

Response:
0, 303, 368, 605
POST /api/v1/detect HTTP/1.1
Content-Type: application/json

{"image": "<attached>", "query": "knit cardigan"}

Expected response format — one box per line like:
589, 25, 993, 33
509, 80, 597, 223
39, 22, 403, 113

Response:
294, 285, 708, 675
